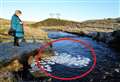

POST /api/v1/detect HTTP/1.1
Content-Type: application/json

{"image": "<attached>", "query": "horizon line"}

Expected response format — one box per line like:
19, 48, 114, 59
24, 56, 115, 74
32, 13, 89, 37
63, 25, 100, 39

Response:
0, 17, 119, 22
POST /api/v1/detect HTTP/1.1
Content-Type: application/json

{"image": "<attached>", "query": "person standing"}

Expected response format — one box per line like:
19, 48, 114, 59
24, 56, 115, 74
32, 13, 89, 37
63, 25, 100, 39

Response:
10, 10, 24, 46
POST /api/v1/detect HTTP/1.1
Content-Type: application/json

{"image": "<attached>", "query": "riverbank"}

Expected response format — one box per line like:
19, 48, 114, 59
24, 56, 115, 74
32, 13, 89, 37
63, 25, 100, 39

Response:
0, 42, 53, 82
62, 30, 120, 52
0, 30, 120, 82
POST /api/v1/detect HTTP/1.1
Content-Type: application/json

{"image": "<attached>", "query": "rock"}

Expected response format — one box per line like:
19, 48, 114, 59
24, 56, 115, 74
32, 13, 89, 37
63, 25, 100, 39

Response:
0, 42, 41, 63
2, 42, 51, 82
87, 32, 98, 38
88, 32, 113, 43
109, 30, 120, 51
0, 42, 42, 79
87, 30, 120, 51
63, 31, 86, 36
114, 69, 120, 73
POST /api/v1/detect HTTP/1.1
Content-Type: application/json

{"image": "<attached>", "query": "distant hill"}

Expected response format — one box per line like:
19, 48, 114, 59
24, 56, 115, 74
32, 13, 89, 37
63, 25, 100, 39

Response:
0, 18, 35, 26
0, 18, 35, 37
31, 17, 120, 32
1, 17, 119, 27
31, 18, 79, 27
82, 18, 120, 25
32, 18, 120, 27
79, 18, 120, 30
1, 17, 120, 33
0, 18, 10, 25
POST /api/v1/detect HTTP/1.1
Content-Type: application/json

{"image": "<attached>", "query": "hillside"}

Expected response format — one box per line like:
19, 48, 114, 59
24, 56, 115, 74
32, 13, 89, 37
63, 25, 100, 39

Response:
32, 17, 120, 26
31, 18, 79, 27
0, 18, 35, 26
81, 18, 120, 29
0, 18, 10, 25
31, 17, 120, 33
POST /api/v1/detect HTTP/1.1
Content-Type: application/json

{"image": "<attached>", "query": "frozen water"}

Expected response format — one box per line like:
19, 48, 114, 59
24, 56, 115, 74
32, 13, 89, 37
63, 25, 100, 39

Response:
40, 62, 47, 65
30, 58, 54, 73
54, 51, 59, 56
45, 65, 52, 72
30, 52, 91, 73
44, 52, 91, 68
47, 61, 55, 65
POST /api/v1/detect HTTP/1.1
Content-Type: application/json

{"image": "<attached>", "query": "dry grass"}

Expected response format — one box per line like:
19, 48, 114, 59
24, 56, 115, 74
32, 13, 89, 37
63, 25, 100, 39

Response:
40, 26, 113, 34
0, 59, 23, 72
24, 26, 49, 40
0, 25, 50, 42
0, 59, 23, 82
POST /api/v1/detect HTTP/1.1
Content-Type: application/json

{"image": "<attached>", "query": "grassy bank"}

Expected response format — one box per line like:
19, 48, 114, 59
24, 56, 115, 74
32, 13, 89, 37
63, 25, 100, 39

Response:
0, 25, 49, 43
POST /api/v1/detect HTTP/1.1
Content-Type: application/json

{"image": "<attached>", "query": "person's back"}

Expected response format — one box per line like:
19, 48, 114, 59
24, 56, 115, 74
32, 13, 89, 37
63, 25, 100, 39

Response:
10, 10, 24, 46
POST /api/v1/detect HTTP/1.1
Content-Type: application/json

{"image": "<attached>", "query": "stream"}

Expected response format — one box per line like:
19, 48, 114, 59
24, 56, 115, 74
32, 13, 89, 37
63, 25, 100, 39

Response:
30, 31, 120, 82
